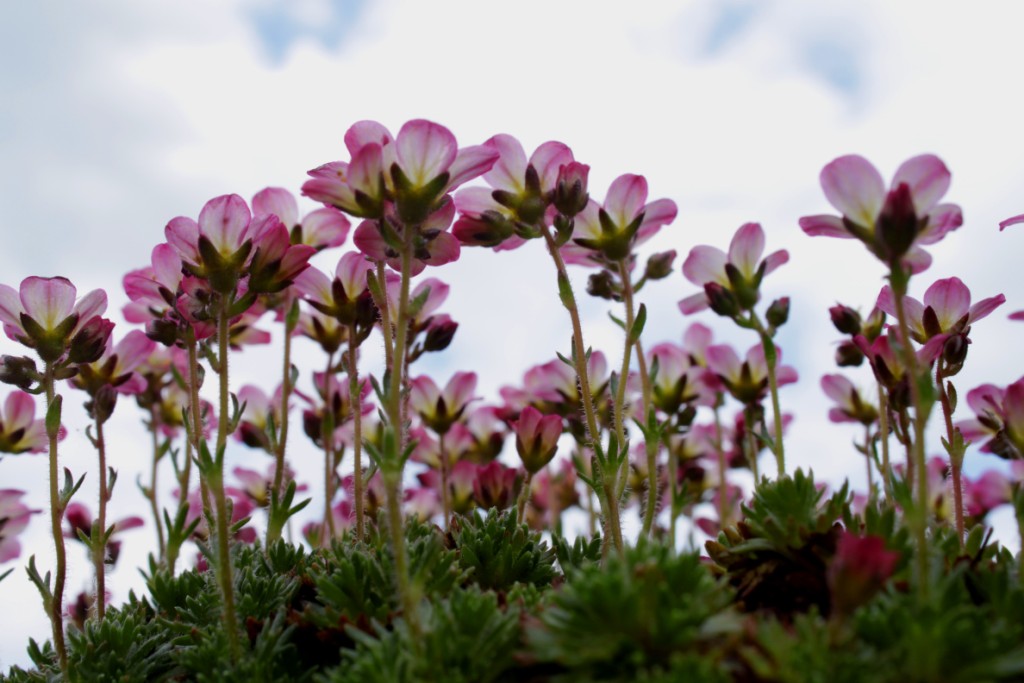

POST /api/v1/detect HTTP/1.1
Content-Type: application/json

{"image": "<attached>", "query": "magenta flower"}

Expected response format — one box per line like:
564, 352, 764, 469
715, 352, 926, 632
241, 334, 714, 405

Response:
410, 371, 478, 434
0, 489, 39, 563
304, 120, 498, 272
64, 502, 144, 566
0, 276, 108, 363
828, 531, 900, 616
875, 276, 1004, 343
964, 470, 1011, 519
855, 330, 947, 406
417, 460, 477, 514
166, 194, 256, 294
705, 343, 798, 404
561, 173, 677, 266
229, 463, 305, 508
453, 135, 576, 249
70, 330, 156, 398
513, 405, 563, 474
800, 154, 962, 272
474, 461, 519, 511
384, 275, 450, 330
679, 222, 788, 315
246, 215, 317, 295
123, 244, 184, 325
820, 374, 878, 425
293, 251, 374, 325
999, 213, 1024, 231
234, 384, 287, 453
0, 391, 55, 454
646, 342, 714, 414
252, 187, 351, 250
957, 378, 1024, 459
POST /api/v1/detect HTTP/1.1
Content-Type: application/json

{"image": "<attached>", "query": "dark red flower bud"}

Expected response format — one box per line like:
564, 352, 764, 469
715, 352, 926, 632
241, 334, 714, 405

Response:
829, 305, 862, 335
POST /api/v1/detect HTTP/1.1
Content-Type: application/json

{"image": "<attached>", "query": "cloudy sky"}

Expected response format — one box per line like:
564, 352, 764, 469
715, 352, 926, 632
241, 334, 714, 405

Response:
2, 0, 1024, 668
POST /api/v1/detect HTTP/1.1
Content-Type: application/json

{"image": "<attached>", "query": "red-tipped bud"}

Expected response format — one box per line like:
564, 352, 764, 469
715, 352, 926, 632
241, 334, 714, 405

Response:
829, 305, 862, 335
553, 162, 589, 217
644, 250, 677, 281
68, 317, 114, 365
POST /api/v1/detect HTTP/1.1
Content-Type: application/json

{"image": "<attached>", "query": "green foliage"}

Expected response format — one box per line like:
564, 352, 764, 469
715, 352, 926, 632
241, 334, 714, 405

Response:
64, 596, 176, 682
322, 587, 520, 683
450, 508, 557, 591
528, 541, 733, 681
706, 469, 850, 616
553, 532, 603, 576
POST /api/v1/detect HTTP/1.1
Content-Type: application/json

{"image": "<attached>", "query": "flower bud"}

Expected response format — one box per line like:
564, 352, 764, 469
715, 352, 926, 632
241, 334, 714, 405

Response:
835, 340, 864, 367
829, 305, 861, 335
766, 297, 790, 328
473, 461, 518, 511
145, 318, 181, 347
514, 406, 562, 474
643, 250, 676, 281
0, 355, 39, 390
423, 315, 458, 353
553, 162, 589, 218
828, 532, 899, 618
704, 282, 740, 318
87, 384, 118, 424
942, 333, 969, 368
587, 271, 618, 300
68, 317, 114, 365
875, 183, 919, 264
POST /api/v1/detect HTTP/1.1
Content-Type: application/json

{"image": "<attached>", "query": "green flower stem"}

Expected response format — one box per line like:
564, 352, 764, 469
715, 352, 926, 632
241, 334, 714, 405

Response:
936, 360, 965, 546
376, 259, 395, 372
439, 431, 451, 531
42, 363, 69, 676
267, 313, 295, 547
889, 273, 930, 599
348, 322, 366, 541
147, 405, 166, 559
540, 226, 622, 554
321, 351, 336, 544
743, 403, 760, 482
750, 314, 786, 477
877, 385, 893, 504
382, 237, 418, 636
864, 423, 875, 500
516, 471, 534, 526
92, 415, 108, 621
185, 334, 214, 527
213, 303, 241, 661
714, 399, 729, 528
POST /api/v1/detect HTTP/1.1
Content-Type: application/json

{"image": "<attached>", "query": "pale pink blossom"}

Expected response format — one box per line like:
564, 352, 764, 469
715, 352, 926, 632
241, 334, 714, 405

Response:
705, 343, 798, 404
561, 173, 677, 266
875, 277, 1004, 343
800, 154, 962, 272
820, 374, 877, 425
513, 405, 563, 473
0, 391, 54, 454
0, 489, 38, 563
252, 187, 350, 250
679, 222, 788, 315
409, 371, 478, 434
0, 276, 108, 361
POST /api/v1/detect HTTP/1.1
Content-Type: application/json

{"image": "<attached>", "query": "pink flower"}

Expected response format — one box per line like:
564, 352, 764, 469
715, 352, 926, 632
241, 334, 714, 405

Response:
304, 120, 498, 270
513, 406, 563, 474
957, 378, 1024, 459
0, 489, 39, 563
233, 384, 287, 453
855, 329, 948, 407
964, 470, 1012, 518
800, 154, 963, 272
453, 135, 576, 250
876, 277, 1004, 343
252, 187, 351, 250
561, 173, 678, 266
705, 343, 798, 404
0, 391, 54, 454
410, 371, 478, 434
646, 342, 714, 414
828, 531, 900, 616
64, 502, 144, 566
122, 244, 184, 325
820, 374, 878, 425
166, 194, 255, 293
474, 461, 519, 511
245, 215, 317, 295
70, 329, 156, 398
384, 275, 450, 330
0, 276, 108, 362
679, 222, 788, 315
293, 251, 374, 325
229, 463, 305, 508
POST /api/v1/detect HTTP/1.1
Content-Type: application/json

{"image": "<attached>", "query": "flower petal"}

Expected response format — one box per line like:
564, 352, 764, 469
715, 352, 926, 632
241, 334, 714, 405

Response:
677, 293, 709, 315
395, 119, 457, 187
820, 373, 854, 404
635, 198, 678, 244
799, 214, 855, 238
999, 213, 1024, 231
448, 144, 500, 191
4, 391, 36, 431
820, 155, 885, 228
20, 276, 76, 331
165, 216, 201, 265
762, 249, 789, 276
682, 245, 728, 287
0, 284, 25, 334
198, 194, 251, 256
968, 294, 1006, 324
728, 223, 765, 277
529, 141, 574, 192
344, 120, 393, 156
892, 154, 951, 215
481, 134, 527, 193
301, 208, 350, 249
603, 174, 647, 228
252, 187, 298, 227
923, 277, 970, 329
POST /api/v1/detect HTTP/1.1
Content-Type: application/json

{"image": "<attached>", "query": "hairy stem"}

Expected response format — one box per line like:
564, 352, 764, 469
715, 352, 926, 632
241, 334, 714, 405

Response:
322, 351, 336, 544
43, 363, 68, 676
936, 360, 965, 546
147, 406, 166, 559
750, 314, 786, 477
877, 385, 892, 504
516, 471, 534, 526
92, 416, 108, 621
267, 312, 295, 546
348, 322, 366, 541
